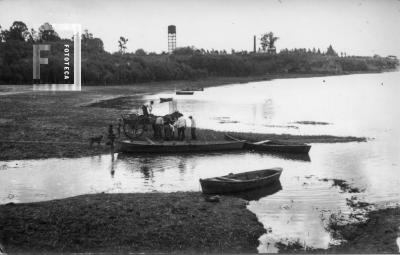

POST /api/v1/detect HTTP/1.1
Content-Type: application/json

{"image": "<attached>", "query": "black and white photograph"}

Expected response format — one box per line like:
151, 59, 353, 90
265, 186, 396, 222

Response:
0, 0, 400, 253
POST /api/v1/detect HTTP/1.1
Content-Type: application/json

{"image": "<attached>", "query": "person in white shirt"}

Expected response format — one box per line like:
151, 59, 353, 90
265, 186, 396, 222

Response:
155, 116, 164, 138
148, 101, 154, 115
189, 116, 197, 140
176, 116, 187, 141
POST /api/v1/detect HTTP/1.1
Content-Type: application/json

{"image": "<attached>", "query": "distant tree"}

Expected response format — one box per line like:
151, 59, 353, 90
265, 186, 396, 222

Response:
260, 32, 279, 54
39, 22, 60, 41
2, 21, 30, 41
82, 29, 93, 40
317, 48, 321, 54
81, 29, 104, 53
172, 46, 196, 55
0, 25, 3, 42
118, 36, 128, 54
326, 45, 338, 56
135, 48, 147, 56
29, 28, 38, 42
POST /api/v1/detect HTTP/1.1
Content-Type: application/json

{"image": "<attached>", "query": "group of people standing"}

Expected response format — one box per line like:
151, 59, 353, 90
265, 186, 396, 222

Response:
154, 114, 196, 141
140, 100, 197, 141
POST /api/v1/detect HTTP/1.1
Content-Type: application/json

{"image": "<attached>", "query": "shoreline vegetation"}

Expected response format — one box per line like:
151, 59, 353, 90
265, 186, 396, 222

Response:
0, 21, 398, 85
275, 206, 400, 254
0, 192, 265, 253
1, 191, 399, 253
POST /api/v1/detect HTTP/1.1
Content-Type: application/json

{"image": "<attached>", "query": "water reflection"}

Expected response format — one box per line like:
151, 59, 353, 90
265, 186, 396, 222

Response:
2, 72, 400, 253
232, 181, 282, 201
110, 159, 116, 178
253, 151, 311, 162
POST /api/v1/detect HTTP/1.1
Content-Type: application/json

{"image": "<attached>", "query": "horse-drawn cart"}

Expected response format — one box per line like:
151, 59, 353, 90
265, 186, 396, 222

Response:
121, 111, 183, 139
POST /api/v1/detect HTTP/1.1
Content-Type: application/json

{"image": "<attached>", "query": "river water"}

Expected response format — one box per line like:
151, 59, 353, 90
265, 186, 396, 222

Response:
1, 71, 400, 252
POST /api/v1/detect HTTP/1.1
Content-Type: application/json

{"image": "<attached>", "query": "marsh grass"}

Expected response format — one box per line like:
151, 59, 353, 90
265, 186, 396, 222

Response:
0, 192, 265, 253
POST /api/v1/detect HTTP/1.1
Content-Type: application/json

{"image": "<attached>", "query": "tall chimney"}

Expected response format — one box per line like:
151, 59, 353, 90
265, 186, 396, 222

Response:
253, 35, 256, 53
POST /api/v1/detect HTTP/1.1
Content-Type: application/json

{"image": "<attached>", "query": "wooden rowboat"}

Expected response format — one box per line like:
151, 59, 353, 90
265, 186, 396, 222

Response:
225, 134, 311, 154
159, 97, 173, 103
182, 87, 204, 91
176, 91, 194, 95
118, 139, 244, 153
200, 168, 283, 194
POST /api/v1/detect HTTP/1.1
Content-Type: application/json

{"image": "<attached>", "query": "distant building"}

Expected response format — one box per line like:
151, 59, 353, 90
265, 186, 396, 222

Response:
168, 25, 176, 53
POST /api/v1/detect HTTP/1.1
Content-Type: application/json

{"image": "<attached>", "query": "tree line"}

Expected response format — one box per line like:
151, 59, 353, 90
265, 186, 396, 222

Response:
0, 21, 398, 85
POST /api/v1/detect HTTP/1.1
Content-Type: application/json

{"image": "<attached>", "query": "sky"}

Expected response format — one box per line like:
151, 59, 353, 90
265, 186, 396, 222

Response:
1, 0, 400, 56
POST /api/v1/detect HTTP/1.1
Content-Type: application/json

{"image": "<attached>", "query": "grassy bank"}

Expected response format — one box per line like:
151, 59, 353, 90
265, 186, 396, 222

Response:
275, 206, 400, 253
324, 206, 400, 253
0, 192, 265, 253
0, 80, 367, 160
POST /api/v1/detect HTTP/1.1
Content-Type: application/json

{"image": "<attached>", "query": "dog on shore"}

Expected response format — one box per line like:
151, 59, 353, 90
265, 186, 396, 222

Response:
89, 135, 103, 147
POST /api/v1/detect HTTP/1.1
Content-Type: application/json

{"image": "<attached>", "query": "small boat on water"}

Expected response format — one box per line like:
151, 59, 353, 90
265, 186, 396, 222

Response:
182, 87, 204, 91
176, 91, 194, 95
118, 139, 244, 153
200, 168, 283, 194
225, 134, 311, 154
159, 97, 173, 103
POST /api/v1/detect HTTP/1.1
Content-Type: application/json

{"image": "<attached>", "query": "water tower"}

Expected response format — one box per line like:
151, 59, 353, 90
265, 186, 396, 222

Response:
168, 25, 176, 53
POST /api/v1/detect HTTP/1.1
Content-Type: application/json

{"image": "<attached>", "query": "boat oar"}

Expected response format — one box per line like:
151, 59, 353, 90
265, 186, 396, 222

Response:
144, 137, 155, 145
253, 139, 270, 145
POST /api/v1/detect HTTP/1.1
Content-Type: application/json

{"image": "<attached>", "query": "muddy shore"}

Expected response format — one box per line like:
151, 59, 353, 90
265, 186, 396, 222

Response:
0, 75, 367, 161
276, 206, 400, 253
0, 192, 265, 253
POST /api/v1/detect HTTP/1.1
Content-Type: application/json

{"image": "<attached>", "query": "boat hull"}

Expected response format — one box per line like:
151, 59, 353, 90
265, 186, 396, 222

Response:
245, 142, 311, 154
200, 168, 282, 194
225, 134, 311, 154
182, 88, 203, 91
176, 91, 194, 95
159, 98, 173, 103
118, 140, 244, 153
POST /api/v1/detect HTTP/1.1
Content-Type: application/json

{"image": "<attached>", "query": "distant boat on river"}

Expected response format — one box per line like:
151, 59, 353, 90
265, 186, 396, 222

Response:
176, 91, 194, 95
159, 97, 173, 103
200, 168, 283, 194
225, 134, 311, 154
181, 87, 204, 91
118, 139, 244, 153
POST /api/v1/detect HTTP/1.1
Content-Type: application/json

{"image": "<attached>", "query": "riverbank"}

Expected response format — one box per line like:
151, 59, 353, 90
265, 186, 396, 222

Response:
0, 192, 264, 253
275, 206, 400, 253
0, 75, 369, 160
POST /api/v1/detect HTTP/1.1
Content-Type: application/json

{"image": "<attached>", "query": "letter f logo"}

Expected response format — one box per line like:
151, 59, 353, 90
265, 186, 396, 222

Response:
33, 44, 51, 81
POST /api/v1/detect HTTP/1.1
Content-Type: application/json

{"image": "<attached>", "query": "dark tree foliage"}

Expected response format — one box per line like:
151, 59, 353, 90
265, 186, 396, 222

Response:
172, 46, 198, 55
2, 21, 31, 41
135, 49, 147, 56
326, 45, 338, 56
38, 23, 61, 42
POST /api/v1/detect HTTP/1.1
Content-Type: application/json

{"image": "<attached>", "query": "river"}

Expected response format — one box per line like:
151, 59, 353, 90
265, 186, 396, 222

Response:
1, 71, 400, 252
